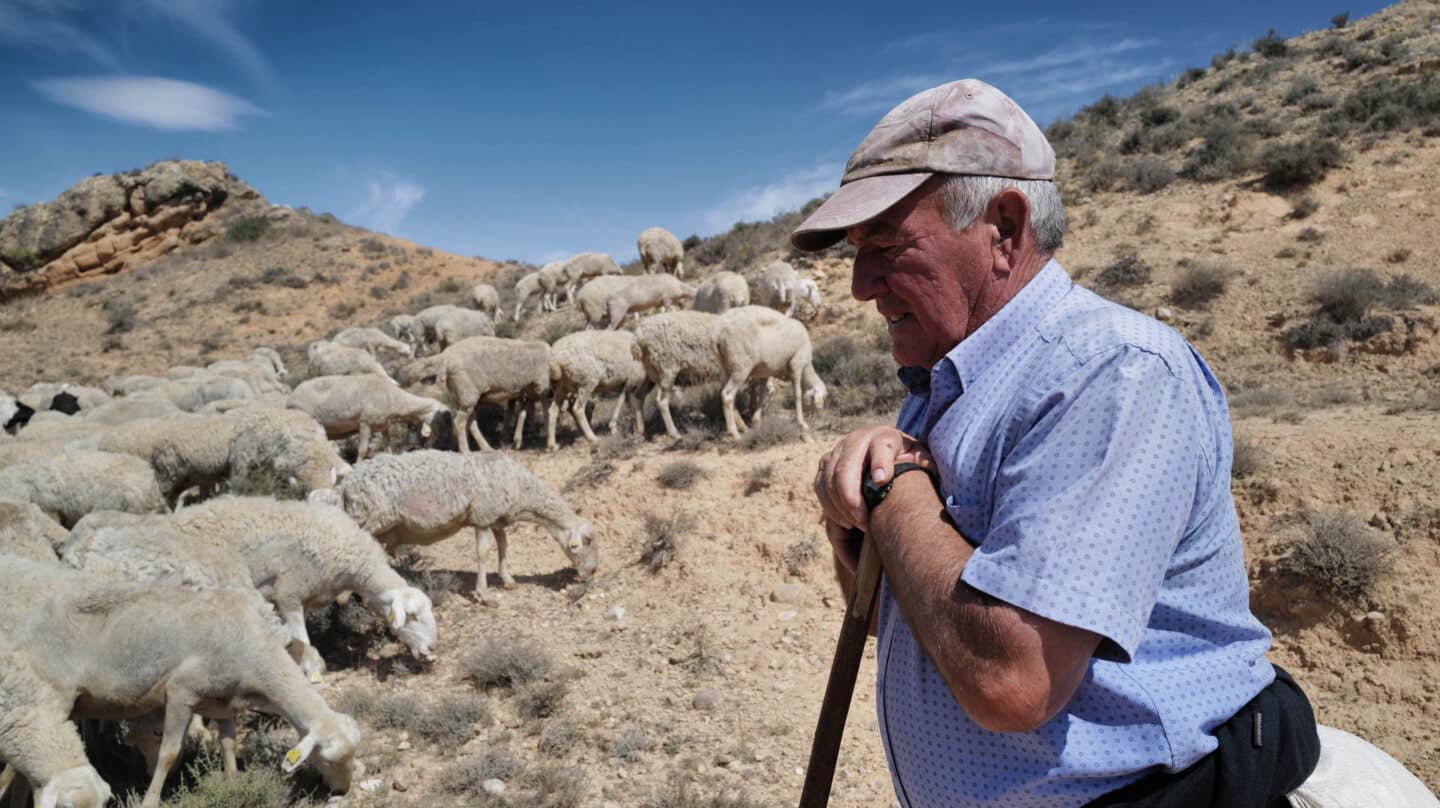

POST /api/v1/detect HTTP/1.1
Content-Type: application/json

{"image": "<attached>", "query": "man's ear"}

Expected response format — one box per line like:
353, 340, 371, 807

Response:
988, 188, 1032, 274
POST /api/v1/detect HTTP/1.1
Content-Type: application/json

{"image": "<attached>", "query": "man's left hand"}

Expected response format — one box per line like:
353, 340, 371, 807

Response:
814, 425, 934, 532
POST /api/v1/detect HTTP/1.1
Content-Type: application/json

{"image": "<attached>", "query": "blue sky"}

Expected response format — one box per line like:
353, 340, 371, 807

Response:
0, 1, 1392, 264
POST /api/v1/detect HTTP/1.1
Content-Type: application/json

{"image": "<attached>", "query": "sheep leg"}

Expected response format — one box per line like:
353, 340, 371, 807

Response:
720, 374, 747, 439
793, 372, 810, 432
511, 401, 527, 450
6, 773, 29, 808
474, 527, 495, 603
281, 606, 323, 682
141, 695, 196, 808
355, 423, 371, 462
495, 526, 516, 589
466, 408, 493, 452
656, 382, 681, 440
219, 718, 238, 778
572, 386, 599, 443
545, 395, 561, 452
605, 391, 624, 435
606, 297, 628, 330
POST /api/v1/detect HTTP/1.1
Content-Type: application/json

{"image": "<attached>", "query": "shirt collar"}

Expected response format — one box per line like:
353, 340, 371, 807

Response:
894, 260, 1072, 401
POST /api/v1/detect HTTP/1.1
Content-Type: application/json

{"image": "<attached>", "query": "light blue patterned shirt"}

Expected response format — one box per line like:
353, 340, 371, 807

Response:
877, 261, 1275, 808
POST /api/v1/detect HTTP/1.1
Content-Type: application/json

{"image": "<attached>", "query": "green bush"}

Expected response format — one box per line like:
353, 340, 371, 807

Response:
1338, 76, 1440, 133
1125, 159, 1175, 194
1252, 29, 1289, 58
225, 216, 273, 243
0, 247, 43, 272
1331, 11, 1349, 28
1181, 122, 1254, 181
1177, 67, 1207, 89
1258, 139, 1344, 191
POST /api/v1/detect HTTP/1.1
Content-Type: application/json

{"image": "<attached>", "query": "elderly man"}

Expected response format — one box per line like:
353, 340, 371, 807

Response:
801, 80, 1319, 807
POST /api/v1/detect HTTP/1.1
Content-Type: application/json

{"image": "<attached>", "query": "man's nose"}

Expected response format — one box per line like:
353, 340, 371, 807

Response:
851, 254, 886, 302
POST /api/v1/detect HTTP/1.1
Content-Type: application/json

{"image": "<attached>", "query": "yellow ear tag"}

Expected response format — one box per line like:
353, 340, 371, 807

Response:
309, 671, 322, 684
386, 608, 396, 623
286, 748, 303, 765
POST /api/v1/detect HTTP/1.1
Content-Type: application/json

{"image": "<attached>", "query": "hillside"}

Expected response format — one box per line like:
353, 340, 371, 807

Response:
2, 2, 1439, 805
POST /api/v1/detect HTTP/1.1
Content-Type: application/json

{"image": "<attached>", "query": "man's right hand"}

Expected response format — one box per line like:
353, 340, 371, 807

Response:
813, 425, 934, 532
825, 518, 863, 578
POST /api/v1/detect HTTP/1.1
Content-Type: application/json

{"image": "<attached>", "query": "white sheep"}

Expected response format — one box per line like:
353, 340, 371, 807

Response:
513, 269, 548, 321
0, 500, 69, 562
307, 340, 396, 381
131, 374, 257, 412
288, 374, 445, 460
2, 559, 361, 808
633, 310, 723, 440
559, 252, 623, 301
433, 337, 551, 451
336, 449, 597, 602
757, 260, 821, 317
637, 226, 685, 277
575, 274, 696, 329
169, 495, 438, 664
414, 304, 496, 352
332, 326, 414, 359
206, 348, 289, 394
0, 635, 112, 808
712, 305, 827, 438
387, 313, 422, 352
692, 270, 751, 313
0, 449, 167, 527
538, 260, 570, 309
470, 283, 500, 318
546, 330, 646, 450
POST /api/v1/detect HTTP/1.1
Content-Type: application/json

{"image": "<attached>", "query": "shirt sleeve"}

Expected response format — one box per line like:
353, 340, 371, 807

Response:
958, 346, 1207, 662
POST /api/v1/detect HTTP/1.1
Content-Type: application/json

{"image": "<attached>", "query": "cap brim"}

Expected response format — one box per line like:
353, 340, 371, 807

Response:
789, 172, 932, 252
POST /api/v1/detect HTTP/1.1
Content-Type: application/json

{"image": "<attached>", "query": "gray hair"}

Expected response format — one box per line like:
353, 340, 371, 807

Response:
934, 175, 1066, 252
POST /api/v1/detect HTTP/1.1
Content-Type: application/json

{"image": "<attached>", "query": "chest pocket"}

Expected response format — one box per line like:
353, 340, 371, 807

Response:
943, 493, 989, 546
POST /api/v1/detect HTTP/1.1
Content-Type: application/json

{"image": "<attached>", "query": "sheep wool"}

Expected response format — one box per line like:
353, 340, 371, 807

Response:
712, 305, 827, 438
692, 271, 751, 314
547, 330, 646, 449
637, 227, 685, 277
633, 310, 723, 439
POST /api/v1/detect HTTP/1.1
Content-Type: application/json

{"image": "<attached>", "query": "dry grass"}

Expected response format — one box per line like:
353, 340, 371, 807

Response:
462, 635, 555, 690
1281, 509, 1394, 603
743, 464, 775, 496
657, 459, 705, 490
640, 512, 694, 573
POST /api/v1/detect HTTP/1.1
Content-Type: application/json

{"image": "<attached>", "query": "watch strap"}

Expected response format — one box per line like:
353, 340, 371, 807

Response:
861, 462, 936, 511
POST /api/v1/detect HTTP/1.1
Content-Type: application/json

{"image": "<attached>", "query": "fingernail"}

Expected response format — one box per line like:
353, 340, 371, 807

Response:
871, 467, 887, 483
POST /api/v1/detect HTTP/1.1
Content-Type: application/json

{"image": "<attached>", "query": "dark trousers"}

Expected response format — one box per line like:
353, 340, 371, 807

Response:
1085, 666, 1320, 808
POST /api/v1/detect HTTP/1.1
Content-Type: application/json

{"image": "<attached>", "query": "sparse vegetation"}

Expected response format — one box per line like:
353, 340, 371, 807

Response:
657, 459, 705, 490
225, 215, 273, 243
538, 717, 581, 756
811, 332, 903, 416
736, 417, 800, 450
613, 725, 657, 762
1231, 437, 1265, 479
785, 540, 820, 577
359, 237, 386, 255
1259, 138, 1345, 190
337, 690, 491, 745
1095, 251, 1152, 289
463, 636, 555, 690
1, 247, 42, 272
1169, 261, 1228, 309
640, 512, 694, 572
744, 464, 775, 496
1281, 509, 1393, 602
1289, 195, 1320, 220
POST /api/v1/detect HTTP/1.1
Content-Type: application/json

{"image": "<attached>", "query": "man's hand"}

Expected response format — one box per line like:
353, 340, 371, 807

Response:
825, 518, 863, 579
814, 426, 934, 531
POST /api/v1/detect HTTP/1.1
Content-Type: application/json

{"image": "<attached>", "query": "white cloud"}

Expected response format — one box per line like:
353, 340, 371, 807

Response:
822, 74, 943, 115
351, 176, 426, 236
978, 38, 1160, 77
137, 0, 272, 86
702, 163, 841, 233
32, 75, 264, 131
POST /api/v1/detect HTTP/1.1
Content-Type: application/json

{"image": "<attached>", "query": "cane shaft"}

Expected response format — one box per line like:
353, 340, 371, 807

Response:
799, 534, 884, 808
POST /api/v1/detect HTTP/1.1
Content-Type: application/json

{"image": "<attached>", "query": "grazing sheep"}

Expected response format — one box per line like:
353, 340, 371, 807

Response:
206, 348, 289, 394
634, 310, 723, 439
547, 330, 646, 450
415, 304, 496, 352
387, 313, 422, 352
101, 374, 168, 397
576, 274, 696, 329
18, 383, 112, 413
169, 496, 438, 664
226, 406, 350, 495
513, 270, 547, 321
337, 450, 597, 601
2, 559, 361, 808
0, 500, 68, 562
470, 283, 500, 318
131, 374, 257, 412
332, 326, 414, 359
712, 305, 827, 438
434, 337, 551, 451
308, 340, 396, 380
757, 260, 821, 317
693, 270, 751, 313
0, 449, 167, 527
288, 375, 445, 461
538, 260, 570, 309
560, 252, 623, 301
637, 226, 685, 277
0, 635, 112, 808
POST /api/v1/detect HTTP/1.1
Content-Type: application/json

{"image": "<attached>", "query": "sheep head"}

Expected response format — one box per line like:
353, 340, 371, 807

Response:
378, 586, 437, 661
37, 766, 112, 808
284, 712, 360, 794
556, 520, 598, 580
802, 365, 827, 411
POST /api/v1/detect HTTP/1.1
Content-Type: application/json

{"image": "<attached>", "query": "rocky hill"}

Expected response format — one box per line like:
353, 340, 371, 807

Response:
1, 2, 1438, 805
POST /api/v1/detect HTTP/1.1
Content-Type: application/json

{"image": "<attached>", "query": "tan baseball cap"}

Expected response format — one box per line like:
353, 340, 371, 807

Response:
791, 79, 1055, 251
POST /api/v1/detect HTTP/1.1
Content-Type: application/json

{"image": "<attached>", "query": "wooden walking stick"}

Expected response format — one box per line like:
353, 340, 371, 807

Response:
799, 530, 884, 808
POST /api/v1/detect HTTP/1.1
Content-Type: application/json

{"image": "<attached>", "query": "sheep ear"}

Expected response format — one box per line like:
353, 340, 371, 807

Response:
283, 733, 318, 772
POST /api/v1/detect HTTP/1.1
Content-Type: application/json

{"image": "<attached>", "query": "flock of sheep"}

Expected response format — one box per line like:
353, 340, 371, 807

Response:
0, 225, 827, 807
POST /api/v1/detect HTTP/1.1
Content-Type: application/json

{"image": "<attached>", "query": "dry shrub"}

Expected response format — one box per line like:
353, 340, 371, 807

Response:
743, 464, 775, 496
514, 678, 569, 720
340, 691, 490, 745
462, 636, 554, 689
657, 459, 705, 490
439, 748, 524, 796
1095, 252, 1151, 289
736, 416, 800, 450
165, 760, 304, 808
640, 512, 694, 573
785, 541, 820, 577
811, 333, 903, 416
564, 459, 616, 493
538, 718, 581, 757
612, 725, 657, 762
1281, 509, 1393, 602
1169, 261, 1229, 309
645, 775, 765, 808
1228, 384, 1293, 417
1230, 437, 1265, 479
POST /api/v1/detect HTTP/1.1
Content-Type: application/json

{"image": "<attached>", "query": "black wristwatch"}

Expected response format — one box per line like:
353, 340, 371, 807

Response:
861, 462, 938, 512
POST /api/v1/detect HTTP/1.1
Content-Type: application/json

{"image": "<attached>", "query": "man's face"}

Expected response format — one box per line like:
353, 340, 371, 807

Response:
847, 183, 996, 368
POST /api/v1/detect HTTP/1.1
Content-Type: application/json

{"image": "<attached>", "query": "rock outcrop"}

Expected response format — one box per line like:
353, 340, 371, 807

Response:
0, 160, 267, 298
